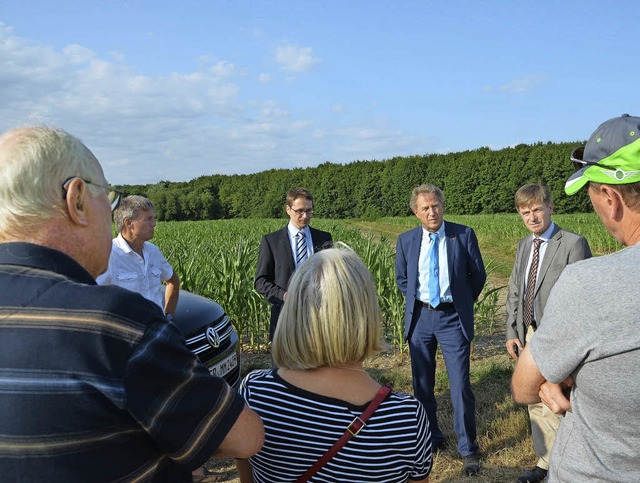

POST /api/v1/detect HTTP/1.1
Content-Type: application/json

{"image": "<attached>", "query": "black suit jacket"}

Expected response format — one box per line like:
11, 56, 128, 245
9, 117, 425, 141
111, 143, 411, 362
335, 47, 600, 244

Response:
255, 226, 332, 339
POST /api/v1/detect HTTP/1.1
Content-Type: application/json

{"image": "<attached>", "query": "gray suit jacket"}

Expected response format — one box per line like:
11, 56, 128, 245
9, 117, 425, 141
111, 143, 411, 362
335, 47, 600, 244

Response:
505, 224, 591, 346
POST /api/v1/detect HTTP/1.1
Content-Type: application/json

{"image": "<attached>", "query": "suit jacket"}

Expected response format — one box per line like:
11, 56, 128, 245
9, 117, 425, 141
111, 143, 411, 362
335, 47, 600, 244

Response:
255, 226, 333, 338
396, 221, 486, 342
505, 224, 591, 346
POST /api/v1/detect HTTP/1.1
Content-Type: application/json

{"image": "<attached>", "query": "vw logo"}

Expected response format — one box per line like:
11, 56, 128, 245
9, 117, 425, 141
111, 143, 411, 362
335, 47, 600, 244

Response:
206, 327, 221, 348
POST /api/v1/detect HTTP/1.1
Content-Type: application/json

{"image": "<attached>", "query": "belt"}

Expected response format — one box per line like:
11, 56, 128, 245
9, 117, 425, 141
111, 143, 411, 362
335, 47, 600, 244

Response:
417, 300, 455, 311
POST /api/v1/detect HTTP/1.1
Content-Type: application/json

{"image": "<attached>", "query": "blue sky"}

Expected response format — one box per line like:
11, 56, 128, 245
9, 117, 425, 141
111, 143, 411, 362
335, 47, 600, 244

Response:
1, 0, 638, 185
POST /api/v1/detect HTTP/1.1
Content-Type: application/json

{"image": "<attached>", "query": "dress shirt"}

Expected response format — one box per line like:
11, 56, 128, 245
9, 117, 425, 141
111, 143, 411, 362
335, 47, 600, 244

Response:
96, 233, 174, 310
287, 223, 313, 268
417, 222, 452, 304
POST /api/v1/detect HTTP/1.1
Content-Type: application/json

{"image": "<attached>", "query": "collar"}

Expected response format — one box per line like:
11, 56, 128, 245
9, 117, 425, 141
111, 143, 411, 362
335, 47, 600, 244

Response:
533, 221, 556, 242
0, 242, 96, 285
114, 233, 139, 254
422, 221, 446, 240
288, 223, 310, 238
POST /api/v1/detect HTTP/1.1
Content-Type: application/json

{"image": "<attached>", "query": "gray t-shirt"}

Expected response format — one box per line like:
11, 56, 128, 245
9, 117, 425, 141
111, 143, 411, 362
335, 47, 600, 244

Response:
530, 243, 640, 482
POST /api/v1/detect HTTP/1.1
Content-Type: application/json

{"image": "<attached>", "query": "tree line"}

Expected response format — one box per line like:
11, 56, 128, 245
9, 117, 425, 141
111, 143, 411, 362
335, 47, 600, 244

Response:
119, 141, 591, 221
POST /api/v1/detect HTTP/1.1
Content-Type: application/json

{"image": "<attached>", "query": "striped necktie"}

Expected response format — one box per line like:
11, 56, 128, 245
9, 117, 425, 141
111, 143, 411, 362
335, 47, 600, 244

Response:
295, 231, 308, 266
523, 238, 543, 328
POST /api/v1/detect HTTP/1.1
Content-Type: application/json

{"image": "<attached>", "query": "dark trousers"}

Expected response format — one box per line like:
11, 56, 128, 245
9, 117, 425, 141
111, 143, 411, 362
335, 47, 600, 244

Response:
409, 303, 478, 457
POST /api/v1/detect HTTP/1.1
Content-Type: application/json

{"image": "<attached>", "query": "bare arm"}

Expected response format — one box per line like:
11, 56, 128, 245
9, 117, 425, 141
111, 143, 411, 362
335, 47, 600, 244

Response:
511, 345, 546, 404
213, 404, 265, 459
511, 337, 572, 415
163, 271, 180, 316
235, 459, 254, 483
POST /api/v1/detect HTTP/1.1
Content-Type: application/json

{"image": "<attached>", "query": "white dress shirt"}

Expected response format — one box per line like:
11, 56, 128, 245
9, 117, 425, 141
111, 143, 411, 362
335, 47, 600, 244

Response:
96, 233, 174, 310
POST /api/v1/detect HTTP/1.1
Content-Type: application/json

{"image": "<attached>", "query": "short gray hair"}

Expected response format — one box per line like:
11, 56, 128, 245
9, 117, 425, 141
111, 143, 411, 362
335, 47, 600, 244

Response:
113, 195, 155, 233
0, 126, 102, 234
272, 247, 382, 369
410, 184, 444, 211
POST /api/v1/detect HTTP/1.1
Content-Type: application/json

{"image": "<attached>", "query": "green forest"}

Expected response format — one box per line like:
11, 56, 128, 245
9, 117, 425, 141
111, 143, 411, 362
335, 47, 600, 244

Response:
120, 141, 591, 221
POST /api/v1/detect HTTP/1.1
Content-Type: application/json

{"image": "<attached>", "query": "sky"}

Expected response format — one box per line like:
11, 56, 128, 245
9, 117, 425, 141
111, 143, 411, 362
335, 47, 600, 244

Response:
1, 0, 639, 185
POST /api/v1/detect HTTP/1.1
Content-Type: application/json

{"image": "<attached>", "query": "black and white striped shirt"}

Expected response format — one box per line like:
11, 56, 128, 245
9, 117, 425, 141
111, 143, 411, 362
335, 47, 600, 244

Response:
240, 369, 432, 482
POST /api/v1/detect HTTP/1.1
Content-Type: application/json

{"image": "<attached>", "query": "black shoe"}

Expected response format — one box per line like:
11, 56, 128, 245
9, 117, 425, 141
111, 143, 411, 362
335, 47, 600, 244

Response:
462, 454, 480, 476
517, 466, 547, 483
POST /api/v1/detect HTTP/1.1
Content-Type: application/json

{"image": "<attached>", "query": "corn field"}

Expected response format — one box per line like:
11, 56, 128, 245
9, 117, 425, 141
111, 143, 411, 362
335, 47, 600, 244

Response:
152, 213, 619, 352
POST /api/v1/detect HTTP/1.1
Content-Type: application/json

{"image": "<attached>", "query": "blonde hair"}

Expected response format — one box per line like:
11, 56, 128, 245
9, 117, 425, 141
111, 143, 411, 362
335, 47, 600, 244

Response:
272, 247, 382, 369
514, 183, 552, 209
0, 126, 102, 234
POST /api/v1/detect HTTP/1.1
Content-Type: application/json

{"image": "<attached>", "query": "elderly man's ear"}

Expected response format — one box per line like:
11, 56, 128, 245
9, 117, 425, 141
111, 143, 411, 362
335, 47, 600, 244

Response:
64, 178, 91, 227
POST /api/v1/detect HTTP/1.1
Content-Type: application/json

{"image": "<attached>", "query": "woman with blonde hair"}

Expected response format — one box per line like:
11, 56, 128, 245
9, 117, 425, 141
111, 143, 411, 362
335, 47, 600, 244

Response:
237, 247, 432, 482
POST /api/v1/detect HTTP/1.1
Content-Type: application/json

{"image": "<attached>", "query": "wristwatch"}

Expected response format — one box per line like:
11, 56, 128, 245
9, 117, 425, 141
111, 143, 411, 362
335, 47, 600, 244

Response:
166, 313, 174, 322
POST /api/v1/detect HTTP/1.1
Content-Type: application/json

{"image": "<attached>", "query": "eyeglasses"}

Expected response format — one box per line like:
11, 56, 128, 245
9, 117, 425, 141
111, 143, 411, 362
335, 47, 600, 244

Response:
62, 176, 124, 212
290, 208, 314, 215
570, 146, 611, 172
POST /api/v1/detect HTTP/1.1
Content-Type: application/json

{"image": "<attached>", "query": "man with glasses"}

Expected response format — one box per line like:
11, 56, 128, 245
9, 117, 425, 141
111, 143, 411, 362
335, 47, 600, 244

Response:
0, 126, 264, 481
512, 114, 640, 481
255, 188, 332, 341
506, 183, 591, 483
97, 195, 181, 320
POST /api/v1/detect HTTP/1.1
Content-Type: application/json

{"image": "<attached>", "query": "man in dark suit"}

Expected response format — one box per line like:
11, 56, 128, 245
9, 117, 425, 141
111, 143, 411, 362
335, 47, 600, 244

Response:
396, 184, 486, 477
506, 183, 591, 483
255, 188, 332, 341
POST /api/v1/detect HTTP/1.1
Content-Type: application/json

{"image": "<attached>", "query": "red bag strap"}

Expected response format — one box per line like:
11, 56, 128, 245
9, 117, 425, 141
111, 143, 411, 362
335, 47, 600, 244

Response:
295, 384, 392, 483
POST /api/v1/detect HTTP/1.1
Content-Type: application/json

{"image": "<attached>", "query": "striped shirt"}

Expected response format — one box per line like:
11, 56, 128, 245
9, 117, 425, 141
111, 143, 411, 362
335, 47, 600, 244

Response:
240, 369, 432, 482
0, 242, 245, 482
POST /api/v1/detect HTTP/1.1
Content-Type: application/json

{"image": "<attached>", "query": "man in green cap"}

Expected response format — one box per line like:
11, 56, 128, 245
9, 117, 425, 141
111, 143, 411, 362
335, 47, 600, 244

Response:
512, 114, 640, 481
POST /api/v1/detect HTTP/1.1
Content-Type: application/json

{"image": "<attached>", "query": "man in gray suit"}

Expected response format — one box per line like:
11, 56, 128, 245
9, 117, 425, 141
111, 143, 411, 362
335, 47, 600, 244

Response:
505, 183, 591, 483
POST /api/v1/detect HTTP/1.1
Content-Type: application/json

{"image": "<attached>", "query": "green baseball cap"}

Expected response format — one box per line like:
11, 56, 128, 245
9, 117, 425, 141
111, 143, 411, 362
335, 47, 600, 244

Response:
565, 114, 640, 195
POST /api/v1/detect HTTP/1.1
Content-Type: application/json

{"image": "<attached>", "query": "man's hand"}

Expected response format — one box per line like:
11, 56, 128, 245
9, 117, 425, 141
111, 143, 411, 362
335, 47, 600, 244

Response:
506, 338, 523, 359
538, 376, 573, 415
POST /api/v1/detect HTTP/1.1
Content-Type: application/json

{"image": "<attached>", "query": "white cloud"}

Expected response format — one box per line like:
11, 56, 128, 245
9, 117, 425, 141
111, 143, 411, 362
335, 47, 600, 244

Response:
275, 44, 320, 73
485, 75, 547, 94
209, 60, 239, 78
0, 25, 430, 184
0, 28, 252, 183
63, 44, 95, 63
109, 51, 125, 62
258, 72, 271, 83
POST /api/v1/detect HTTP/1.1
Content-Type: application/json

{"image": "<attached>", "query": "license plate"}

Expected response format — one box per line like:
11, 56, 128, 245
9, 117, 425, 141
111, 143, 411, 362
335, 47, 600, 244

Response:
209, 352, 238, 378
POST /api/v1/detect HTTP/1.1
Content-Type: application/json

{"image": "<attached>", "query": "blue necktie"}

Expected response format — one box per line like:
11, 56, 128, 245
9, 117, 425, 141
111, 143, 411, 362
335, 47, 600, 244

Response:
429, 232, 440, 307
